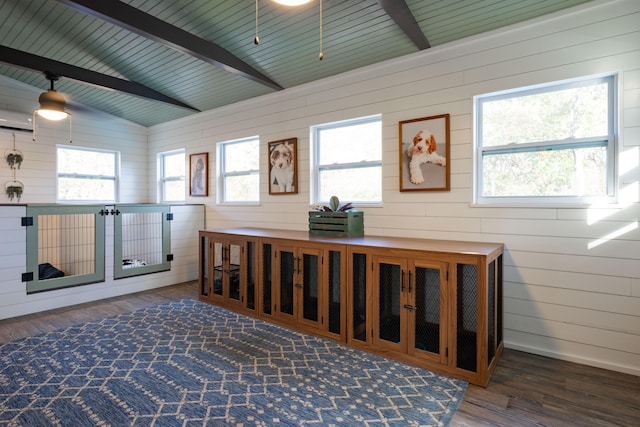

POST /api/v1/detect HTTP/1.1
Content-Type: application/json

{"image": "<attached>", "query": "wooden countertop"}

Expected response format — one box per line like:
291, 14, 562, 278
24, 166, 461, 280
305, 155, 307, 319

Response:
200, 227, 503, 257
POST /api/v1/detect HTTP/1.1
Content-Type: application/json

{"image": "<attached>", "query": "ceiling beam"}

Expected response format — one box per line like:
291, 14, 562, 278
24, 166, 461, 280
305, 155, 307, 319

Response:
53, 0, 284, 91
378, 0, 430, 50
0, 45, 200, 111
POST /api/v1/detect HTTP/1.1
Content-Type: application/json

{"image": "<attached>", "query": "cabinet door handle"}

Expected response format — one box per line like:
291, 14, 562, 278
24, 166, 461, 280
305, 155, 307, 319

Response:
408, 270, 412, 294
403, 304, 415, 312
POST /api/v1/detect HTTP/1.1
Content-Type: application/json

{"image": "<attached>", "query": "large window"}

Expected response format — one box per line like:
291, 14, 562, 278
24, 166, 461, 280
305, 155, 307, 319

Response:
217, 137, 260, 203
475, 75, 616, 205
57, 146, 119, 202
159, 149, 185, 202
311, 115, 382, 205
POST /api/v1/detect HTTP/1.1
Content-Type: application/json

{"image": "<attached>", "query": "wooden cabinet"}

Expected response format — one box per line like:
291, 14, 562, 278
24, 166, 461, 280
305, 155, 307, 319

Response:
199, 228, 502, 386
348, 243, 503, 386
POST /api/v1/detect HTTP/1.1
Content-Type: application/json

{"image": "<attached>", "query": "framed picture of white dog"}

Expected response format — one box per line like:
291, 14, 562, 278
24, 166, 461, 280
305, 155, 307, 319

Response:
268, 138, 298, 195
399, 114, 450, 192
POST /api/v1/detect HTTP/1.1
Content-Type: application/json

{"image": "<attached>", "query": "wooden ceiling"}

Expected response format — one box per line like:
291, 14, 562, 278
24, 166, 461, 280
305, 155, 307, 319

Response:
0, 0, 594, 126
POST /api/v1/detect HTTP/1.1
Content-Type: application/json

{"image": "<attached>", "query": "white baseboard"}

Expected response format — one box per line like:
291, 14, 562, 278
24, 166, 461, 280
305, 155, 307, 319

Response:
504, 341, 640, 378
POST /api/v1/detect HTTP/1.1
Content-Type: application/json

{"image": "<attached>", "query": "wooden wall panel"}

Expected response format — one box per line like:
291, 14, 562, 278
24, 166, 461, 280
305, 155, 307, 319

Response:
146, 0, 640, 376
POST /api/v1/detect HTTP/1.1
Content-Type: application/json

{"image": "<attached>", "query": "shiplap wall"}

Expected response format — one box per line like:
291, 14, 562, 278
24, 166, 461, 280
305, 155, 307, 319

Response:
0, 79, 204, 319
148, 0, 640, 376
0, 77, 149, 204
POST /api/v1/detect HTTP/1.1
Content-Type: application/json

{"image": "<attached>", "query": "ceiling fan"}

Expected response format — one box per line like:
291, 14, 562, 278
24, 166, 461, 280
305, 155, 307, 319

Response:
32, 71, 73, 143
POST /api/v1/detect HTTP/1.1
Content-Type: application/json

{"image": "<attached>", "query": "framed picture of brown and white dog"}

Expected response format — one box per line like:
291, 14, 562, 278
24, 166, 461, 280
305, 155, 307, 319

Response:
268, 138, 298, 195
399, 114, 450, 192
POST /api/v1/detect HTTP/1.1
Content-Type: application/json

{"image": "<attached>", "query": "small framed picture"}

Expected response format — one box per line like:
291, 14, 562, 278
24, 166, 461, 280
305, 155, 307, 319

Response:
399, 114, 450, 192
268, 138, 298, 195
189, 152, 208, 197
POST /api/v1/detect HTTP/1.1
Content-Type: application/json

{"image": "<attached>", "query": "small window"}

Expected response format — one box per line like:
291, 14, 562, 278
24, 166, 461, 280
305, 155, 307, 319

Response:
475, 75, 616, 205
217, 137, 260, 203
311, 115, 382, 205
159, 149, 185, 202
57, 146, 119, 202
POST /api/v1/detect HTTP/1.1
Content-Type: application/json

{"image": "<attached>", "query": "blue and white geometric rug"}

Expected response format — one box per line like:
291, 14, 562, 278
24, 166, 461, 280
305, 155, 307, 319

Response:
0, 299, 467, 426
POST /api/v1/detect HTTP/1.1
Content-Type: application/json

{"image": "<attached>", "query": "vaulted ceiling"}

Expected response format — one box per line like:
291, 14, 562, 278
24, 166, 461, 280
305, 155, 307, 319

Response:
0, 0, 593, 127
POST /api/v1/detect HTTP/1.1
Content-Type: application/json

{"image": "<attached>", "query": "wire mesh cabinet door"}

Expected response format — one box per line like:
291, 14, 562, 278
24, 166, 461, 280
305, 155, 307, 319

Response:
274, 243, 323, 330
407, 259, 448, 365
373, 256, 406, 353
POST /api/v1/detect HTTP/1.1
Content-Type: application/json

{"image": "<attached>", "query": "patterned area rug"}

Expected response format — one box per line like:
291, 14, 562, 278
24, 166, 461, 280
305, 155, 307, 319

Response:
0, 299, 467, 426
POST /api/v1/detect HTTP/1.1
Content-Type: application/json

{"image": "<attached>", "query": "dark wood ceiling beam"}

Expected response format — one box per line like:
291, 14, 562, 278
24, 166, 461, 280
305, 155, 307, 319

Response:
378, 0, 430, 50
53, 0, 284, 91
0, 45, 200, 111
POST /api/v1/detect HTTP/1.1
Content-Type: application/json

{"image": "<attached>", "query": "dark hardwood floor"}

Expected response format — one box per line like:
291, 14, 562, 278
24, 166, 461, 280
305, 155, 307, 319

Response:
1, 281, 638, 426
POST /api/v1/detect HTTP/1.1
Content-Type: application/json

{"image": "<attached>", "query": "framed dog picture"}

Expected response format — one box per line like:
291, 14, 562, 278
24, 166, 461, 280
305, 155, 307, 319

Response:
399, 114, 450, 192
189, 152, 208, 197
268, 138, 298, 195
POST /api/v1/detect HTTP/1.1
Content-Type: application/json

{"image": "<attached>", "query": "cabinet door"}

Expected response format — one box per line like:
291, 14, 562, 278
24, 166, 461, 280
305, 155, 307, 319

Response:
245, 240, 257, 312
373, 255, 447, 362
261, 242, 273, 317
199, 233, 212, 299
277, 245, 296, 319
454, 263, 479, 373
275, 245, 322, 328
228, 238, 258, 313
325, 249, 343, 338
373, 256, 407, 352
203, 236, 254, 311
226, 240, 243, 308
299, 248, 322, 327
408, 260, 447, 364
349, 251, 369, 345
211, 239, 225, 299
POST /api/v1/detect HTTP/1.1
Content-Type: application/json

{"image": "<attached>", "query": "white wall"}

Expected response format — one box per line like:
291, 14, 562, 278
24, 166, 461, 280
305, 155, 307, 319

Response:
148, 0, 640, 376
0, 78, 204, 318
0, 77, 149, 204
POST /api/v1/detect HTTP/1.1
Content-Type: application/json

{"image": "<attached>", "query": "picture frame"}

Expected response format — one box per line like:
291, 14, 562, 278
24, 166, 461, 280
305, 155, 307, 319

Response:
399, 114, 450, 192
268, 137, 298, 195
189, 152, 208, 197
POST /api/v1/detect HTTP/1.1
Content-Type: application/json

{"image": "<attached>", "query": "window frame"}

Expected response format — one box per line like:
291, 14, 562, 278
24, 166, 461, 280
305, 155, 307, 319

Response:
311, 114, 383, 206
216, 136, 260, 205
56, 145, 120, 203
474, 74, 617, 206
158, 149, 185, 203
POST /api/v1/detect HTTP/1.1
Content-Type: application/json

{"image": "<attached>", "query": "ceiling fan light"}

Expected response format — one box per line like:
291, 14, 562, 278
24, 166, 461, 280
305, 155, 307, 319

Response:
37, 109, 68, 121
37, 89, 69, 121
272, 0, 312, 6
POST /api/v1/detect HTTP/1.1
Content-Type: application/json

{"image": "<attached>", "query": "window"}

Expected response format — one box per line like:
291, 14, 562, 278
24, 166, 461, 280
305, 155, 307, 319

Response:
57, 146, 119, 202
217, 137, 260, 203
311, 115, 382, 205
159, 149, 185, 202
475, 75, 616, 205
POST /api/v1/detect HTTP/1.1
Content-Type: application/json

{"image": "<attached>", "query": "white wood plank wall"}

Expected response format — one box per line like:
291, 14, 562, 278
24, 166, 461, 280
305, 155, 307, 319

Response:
0, 204, 204, 319
148, 0, 640, 376
0, 78, 204, 319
